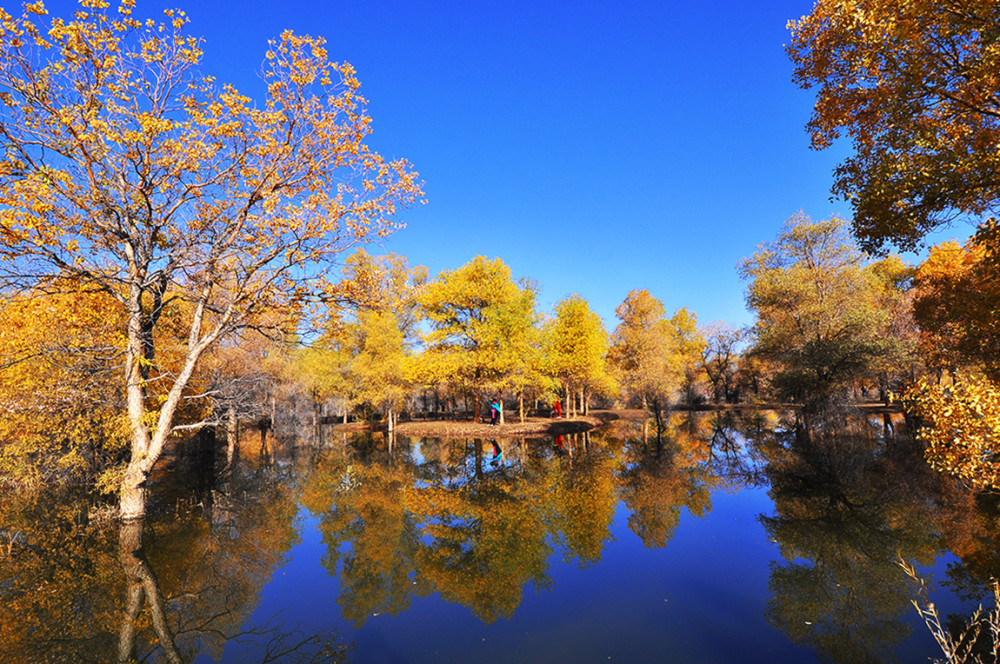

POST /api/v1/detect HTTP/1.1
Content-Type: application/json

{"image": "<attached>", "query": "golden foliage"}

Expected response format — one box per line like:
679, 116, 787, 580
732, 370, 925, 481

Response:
906, 374, 1000, 491
417, 256, 539, 405
788, 1, 1000, 253
914, 239, 1000, 380
0, 2, 422, 515
0, 283, 128, 489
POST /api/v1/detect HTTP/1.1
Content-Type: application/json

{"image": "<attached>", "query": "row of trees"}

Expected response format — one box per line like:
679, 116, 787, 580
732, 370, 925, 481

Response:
293, 253, 707, 429
5, 0, 1000, 514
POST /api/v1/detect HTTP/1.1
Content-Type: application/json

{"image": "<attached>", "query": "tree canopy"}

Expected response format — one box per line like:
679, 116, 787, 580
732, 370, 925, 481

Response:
0, 1, 422, 517
788, 1, 1000, 253
740, 214, 912, 404
417, 256, 538, 420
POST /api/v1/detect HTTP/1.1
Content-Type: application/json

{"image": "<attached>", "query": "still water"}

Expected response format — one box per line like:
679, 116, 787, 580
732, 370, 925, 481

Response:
2, 410, 993, 663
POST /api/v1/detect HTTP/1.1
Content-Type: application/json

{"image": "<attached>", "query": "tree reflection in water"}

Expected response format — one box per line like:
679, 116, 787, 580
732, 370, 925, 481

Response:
0, 453, 351, 664
300, 421, 724, 624
756, 407, 945, 663
7, 411, 1000, 661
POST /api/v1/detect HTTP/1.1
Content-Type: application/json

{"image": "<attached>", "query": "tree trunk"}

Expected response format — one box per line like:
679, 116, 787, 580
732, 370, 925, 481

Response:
225, 405, 238, 469
120, 272, 219, 520
518, 393, 525, 424
118, 520, 182, 664
312, 391, 320, 443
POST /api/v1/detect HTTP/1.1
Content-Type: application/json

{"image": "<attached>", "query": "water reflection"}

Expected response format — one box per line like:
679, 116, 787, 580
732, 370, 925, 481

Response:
5, 410, 1000, 662
0, 450, 351, 664
756, 409, 945, 663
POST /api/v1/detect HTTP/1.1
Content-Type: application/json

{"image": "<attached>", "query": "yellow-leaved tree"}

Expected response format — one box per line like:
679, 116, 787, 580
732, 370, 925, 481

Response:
788, 1, 1000, 254
0, 281, 127, 491
544, 294, 615, 417
0, 2, 422, 518
904, 374, 1000, 491
293, 250, 426, 431
608, 289, 686, 436
417, 256, 538, 423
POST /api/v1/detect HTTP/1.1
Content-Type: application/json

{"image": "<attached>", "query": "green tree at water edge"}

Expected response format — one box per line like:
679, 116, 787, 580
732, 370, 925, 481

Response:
740, 214, 913, 407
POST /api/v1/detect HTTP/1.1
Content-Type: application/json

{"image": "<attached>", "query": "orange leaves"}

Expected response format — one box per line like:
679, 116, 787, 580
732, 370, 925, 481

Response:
913, 238, 1000, 379
0, 283, 128, 490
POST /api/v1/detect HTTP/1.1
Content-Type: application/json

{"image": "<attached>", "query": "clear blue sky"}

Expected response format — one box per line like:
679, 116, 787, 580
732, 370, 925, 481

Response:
30, 0, 978, 329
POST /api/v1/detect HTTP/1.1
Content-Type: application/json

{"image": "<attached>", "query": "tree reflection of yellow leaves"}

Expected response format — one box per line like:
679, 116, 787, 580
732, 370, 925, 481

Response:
549, 451, 618, 565
302, 457, 419, 627
0, 461, 308, 663
416, 480, 550, 623
620, 415, 716, 549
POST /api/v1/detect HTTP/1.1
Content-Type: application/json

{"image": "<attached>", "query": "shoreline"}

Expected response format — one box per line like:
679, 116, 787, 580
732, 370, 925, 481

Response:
322, 402, 904, 439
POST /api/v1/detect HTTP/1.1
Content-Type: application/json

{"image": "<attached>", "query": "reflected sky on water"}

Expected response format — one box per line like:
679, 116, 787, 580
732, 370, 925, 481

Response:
1, 411, 991, 663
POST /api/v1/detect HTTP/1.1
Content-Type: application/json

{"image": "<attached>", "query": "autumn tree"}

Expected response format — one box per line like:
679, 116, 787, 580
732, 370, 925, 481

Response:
788, 1, 1000, 254
339, 249, 428, 342
913, 239, 1000, 382
0, 3, 422, 518
905, 373, 1000, 492
344, 310, 411, 433
417, 256, 538, 423
543, 294, 615, 417
608, 289, 684, 435
293, 250, 425, 431
668, 307, 707, 403
0, 282, 127, 492
701, 322, 744, 404
740, 214, 911, 406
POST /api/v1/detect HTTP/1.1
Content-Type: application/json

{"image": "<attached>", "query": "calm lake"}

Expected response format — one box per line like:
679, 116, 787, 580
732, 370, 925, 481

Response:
3, 410, 994, 663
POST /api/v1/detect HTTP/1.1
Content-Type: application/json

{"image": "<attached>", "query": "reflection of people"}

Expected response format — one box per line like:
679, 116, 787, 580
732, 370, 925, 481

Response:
490, 399, 500, 426
553, 399, 562, 418
490, 439, 502, 464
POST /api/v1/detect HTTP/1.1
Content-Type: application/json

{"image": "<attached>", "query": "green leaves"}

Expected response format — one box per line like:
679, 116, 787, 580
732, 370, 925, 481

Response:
741, 214, 914, 404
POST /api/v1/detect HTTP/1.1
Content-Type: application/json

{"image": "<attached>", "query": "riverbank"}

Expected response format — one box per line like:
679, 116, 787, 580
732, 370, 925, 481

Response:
328, 409, 648, 439
325, 401, 904, 439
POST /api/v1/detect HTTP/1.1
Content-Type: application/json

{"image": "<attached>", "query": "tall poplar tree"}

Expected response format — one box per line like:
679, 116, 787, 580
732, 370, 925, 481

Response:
544, 294, 615, 416
608, 289, 683, 433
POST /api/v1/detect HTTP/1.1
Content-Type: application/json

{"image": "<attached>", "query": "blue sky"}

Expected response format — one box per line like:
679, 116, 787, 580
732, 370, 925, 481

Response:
28, 0, 979, 328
